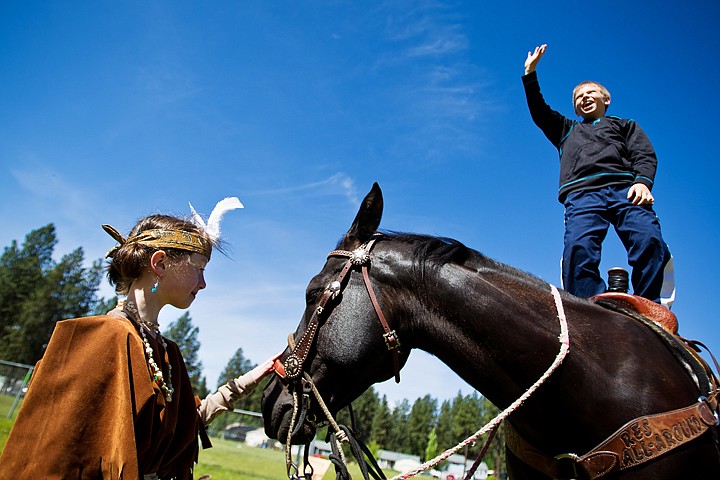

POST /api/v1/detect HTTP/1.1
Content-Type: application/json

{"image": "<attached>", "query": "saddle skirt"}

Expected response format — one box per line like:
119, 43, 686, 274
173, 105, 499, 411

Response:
591, 292, 678, 335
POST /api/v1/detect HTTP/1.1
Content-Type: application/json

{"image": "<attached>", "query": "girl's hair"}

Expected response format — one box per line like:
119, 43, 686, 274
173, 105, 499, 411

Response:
106, 215, 210, 295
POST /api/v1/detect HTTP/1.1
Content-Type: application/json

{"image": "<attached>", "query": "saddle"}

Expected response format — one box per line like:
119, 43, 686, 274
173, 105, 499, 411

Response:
590, 290, 717, 402
591, 292, 678, 335
505, 291, 720, 478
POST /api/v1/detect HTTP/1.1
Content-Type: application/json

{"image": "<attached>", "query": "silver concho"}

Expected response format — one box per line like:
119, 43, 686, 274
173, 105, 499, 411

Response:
350, 248, 370, 265
284, 354, 302, 379
327, 280, 342, 299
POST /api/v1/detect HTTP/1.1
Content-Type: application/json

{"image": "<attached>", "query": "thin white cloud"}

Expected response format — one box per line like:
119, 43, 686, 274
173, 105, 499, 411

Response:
405, 30, 467, 58
10, 160, 101, 226
380, 0, 467, 57
253, 173, 359, 206
353, 0, 492, 162
13, 162, 79, 199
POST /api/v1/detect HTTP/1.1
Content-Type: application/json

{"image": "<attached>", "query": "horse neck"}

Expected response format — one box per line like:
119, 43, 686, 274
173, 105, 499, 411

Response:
400, 258, 701, 421
404, 261, 569, 408
385, 248, 712, 461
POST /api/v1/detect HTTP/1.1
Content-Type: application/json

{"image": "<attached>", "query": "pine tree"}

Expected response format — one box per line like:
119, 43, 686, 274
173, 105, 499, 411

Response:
92, 296, 118, 316
480, 397, 506, 477
406, 395, 438, 459
452, 392, 483, 457
388, 399, 411, 452
207, 347, 266, 436
216, 347, 256, 387
216, 347, 264, 413
0, 226, 56, 360
0, 225, 103, 364
370, 395, 393, 448
434, 397, 454, 450
425, 427, 439, 464
348, 387, 380, 442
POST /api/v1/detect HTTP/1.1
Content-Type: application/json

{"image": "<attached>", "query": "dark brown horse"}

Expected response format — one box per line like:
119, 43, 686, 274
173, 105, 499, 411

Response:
262, 183, 719, 479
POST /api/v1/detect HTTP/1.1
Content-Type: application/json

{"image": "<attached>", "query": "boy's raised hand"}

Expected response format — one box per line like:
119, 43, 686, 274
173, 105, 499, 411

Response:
525, 44, 547, 75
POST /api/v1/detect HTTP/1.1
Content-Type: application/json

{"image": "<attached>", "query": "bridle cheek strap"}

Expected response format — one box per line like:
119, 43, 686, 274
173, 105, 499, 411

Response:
335, 236, 402, 383
361, 259, 402, 383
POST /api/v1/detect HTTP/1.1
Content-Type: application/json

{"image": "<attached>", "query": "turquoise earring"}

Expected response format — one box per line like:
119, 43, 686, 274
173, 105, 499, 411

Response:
151, 277, 159, 293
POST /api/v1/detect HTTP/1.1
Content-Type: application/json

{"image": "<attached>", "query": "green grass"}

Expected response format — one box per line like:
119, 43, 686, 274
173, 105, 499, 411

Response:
1, 394, 22, 453
189, 437, 402, 480
1, 398, 399, 480
1, 399, 499, 480
194, 439, 290, 480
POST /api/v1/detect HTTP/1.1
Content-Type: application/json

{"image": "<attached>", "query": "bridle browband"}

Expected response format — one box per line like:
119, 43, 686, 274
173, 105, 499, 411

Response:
275, 234, 402, 385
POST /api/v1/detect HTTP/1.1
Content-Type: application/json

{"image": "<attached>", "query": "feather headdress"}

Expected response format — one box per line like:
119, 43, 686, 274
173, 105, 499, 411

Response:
189, 197, 244, 243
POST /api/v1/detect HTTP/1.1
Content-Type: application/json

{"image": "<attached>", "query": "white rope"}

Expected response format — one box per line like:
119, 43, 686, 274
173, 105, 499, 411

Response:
304, 372, 349, 445
286, 389, 301, 476
390, 284, 570, 479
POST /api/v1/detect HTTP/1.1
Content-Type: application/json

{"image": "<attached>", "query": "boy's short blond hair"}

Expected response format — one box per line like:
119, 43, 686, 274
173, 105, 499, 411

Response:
572, 81, 611, 106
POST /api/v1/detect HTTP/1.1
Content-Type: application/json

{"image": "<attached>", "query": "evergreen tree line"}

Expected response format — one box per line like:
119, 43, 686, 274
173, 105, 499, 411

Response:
0, 225, 505, 473
0, 224, 110, 364
330, 388, 506, 473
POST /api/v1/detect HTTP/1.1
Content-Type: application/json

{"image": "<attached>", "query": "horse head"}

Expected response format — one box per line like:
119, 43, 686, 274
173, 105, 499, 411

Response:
262, 183, 411, 444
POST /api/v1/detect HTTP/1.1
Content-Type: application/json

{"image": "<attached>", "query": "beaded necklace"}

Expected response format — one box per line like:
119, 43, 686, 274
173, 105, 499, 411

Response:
120, 299, 175, 402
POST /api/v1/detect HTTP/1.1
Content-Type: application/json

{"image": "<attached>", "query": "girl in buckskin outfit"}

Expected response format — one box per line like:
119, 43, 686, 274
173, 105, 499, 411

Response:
0, 200, 279, 480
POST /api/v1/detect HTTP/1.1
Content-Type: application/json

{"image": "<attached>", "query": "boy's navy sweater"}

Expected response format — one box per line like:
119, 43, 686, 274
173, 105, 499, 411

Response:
522, 71, 657, 203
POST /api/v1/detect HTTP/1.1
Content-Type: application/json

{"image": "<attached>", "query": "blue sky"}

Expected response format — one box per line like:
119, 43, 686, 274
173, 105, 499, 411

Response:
1, 1, 718, 407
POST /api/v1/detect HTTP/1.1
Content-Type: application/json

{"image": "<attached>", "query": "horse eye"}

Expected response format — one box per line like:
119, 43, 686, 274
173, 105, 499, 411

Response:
305, 287, 322, 303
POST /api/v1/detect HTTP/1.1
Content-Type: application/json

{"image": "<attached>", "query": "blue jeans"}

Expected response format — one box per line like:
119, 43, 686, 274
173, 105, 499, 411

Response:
562, 185, 671, 302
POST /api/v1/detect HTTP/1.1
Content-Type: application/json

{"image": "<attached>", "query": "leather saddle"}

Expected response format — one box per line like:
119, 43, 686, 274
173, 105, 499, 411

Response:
591, 292, 678, 335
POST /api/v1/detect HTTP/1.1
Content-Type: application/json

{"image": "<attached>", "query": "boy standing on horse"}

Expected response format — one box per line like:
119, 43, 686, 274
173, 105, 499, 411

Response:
522, 44, 672, 304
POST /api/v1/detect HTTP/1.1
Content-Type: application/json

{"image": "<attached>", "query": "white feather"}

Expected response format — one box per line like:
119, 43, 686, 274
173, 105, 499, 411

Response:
205, 197, 244, 241
188, 203, 206, 230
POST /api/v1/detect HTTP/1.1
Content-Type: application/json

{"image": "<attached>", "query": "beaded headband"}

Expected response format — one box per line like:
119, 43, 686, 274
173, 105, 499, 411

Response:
103, 196, 244, 261
102, 225, 213, 260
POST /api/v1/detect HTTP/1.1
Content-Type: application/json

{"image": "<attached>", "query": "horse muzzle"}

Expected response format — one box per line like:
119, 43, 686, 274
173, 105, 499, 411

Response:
261, 374, 319, 444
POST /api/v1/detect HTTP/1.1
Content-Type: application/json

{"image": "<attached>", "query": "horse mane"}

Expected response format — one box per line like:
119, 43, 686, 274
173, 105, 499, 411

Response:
379, 231, 547, 289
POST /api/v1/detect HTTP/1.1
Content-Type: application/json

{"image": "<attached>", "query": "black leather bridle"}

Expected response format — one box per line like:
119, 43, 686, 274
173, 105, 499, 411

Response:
273, 234, 402, 384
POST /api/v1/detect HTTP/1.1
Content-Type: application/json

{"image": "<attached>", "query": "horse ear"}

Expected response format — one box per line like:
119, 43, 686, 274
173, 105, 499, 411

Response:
346, 182, 383, 245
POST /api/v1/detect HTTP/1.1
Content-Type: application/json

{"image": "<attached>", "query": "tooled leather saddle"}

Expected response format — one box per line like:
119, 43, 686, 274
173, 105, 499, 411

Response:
504, 291, 719, 479
591, 292, 678, 334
